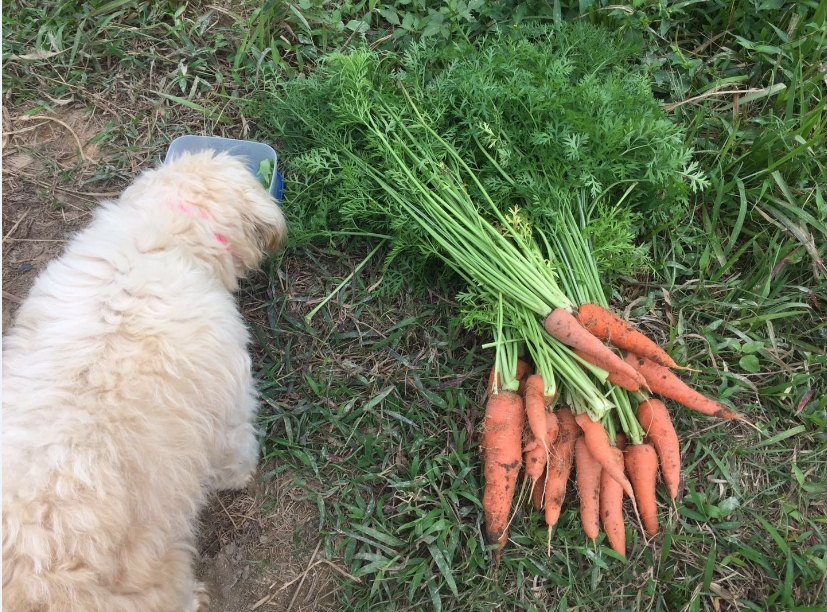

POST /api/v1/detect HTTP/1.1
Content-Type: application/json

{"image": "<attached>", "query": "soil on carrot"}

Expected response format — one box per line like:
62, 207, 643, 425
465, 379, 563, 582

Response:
1, 106, 333, 611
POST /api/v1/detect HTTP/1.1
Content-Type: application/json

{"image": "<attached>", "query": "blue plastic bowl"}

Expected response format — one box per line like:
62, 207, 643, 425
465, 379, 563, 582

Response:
164, 135, 284, 204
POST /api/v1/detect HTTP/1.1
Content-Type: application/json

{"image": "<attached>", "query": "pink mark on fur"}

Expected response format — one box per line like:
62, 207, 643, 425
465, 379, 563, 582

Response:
170, 200, 230, 252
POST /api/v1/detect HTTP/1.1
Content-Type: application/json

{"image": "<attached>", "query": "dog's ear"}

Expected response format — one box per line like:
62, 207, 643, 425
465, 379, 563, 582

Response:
254, 192, 287, 255
232, 186, 287, 271
259, 217, 287, 256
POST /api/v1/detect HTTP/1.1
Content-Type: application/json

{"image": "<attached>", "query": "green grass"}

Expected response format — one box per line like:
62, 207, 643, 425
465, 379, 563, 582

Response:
3, 1, 826, 611
259, 246, 825, 611
254, 3, 827, 608
2, 0, 299, 186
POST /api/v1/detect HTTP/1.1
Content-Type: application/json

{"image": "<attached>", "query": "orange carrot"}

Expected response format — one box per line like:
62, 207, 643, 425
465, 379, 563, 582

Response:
487, 358, 533, 396
524, 374, 553, 450
600, 446, 627, 557
515, 358, 532, 396
524, 411, 560, 484
531, 471, 546, 511
625, 353, 740, 420
544, 408, 580, 529
544, 308, 647, 390
615, 432, 627, 451
573, 349, 640, 391
637, 399, 681, 501
577, 303, 680, 369
574, 413, 635, 503
546, 410, 560, 443
482, 391, 525, 551
575, 437, 601, 542
516, 359, 532, 396
523, 437, 544, 493
625, 443, 660, 537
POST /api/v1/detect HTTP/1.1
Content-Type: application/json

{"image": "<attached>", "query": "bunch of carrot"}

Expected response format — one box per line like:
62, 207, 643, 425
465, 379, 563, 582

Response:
265, 72, 749, 558
481, 304, 748, 559
262, 42, 754, 564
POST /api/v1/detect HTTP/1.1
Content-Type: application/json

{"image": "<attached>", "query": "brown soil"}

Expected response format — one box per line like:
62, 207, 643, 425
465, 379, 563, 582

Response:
2, 108, 105, 327
2, 106, 333, 611
198, 472, 336, 612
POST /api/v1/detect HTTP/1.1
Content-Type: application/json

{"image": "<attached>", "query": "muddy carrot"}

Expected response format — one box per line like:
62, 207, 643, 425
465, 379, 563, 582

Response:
524, 413, 559, 480
531, 471, 546, 511
600, 446, 627, 557
625, 443, 660, 537
575, 437, 601, 542
637, 399, 681, 501
544, 308, 648, 391
574, 413, 635, 503
573, 349, 640, 391
524, 374, 553, 450
577, 303, 681, 369
523, 411, 559, 508
482, 391, 525, 552
625, 353, 740, 420
544, 408, 580, 530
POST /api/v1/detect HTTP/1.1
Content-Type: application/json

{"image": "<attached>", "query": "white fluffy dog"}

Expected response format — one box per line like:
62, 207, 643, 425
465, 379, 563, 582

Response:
2, 151, 286, 611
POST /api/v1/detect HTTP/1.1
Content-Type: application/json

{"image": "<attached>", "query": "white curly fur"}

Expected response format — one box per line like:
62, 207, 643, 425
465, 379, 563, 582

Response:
2, 151, 286, 612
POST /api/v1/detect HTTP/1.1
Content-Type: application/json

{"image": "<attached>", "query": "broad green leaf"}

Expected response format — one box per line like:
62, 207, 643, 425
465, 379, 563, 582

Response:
718, 496, 740, 516
378, 8, 400, 25
742, 341, 764, 354
739, 355, 760, 373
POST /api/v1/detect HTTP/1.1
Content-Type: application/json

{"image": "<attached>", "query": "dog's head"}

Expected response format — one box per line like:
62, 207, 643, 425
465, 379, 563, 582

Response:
129, 150, 287, 282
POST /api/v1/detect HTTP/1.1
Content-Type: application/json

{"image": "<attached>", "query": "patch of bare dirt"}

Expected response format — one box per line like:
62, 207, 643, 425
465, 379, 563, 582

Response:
2, 106, 113, 327
198, 471, 337, 612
